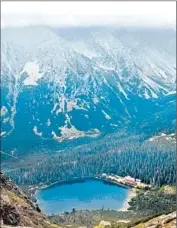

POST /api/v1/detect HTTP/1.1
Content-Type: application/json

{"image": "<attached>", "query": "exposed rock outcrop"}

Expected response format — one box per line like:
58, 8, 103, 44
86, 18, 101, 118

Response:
139, 212, 176, 228
120, 212, 176, 228
0, 172, 62, 228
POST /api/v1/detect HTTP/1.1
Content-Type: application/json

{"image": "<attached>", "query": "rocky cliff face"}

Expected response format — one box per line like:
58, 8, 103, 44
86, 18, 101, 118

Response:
0, 172, 61, 228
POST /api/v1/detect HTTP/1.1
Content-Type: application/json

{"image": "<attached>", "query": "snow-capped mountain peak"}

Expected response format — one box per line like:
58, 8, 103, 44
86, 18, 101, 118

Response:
1, 26, 176, 142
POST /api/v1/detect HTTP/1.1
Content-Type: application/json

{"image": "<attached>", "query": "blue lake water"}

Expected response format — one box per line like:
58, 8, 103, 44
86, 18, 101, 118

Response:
35, 179, 131, 215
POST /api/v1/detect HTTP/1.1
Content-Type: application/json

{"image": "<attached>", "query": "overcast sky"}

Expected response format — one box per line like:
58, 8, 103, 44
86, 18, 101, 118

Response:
1, 1, 176, 28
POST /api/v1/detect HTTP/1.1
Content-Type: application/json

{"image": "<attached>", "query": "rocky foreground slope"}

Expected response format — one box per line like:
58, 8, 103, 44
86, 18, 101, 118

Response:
132, 211, 176, 228
0, 172, 61, 228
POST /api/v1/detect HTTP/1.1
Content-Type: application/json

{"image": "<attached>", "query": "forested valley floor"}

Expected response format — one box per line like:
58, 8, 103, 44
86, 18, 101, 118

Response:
2, 131, 176, 187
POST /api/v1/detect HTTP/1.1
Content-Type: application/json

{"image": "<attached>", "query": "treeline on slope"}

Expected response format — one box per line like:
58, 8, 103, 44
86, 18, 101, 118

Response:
4, 133, 176, 187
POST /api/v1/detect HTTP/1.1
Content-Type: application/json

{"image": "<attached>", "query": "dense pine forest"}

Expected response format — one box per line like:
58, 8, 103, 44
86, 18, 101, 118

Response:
3, 131, 176, 187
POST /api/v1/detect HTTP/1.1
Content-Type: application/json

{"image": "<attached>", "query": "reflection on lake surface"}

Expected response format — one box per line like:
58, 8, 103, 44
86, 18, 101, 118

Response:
35, 179, 131, 215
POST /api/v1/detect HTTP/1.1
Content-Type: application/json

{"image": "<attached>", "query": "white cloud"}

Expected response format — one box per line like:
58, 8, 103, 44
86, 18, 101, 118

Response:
1, 1, 176, 28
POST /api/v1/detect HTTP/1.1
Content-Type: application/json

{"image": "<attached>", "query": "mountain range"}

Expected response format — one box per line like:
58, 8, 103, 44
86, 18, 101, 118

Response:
1, 26, 176, 152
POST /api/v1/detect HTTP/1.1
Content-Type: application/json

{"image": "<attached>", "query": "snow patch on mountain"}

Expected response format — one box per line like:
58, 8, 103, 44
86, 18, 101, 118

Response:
51, 98, 87, 115
102, 110, 111, 120
116, 82, 129, 100
93, 97, 99, 104
0, 131, 6, 137
1, 106, 8, 117
21, 61, 44, 86
70, 41, 97, 58
166, 91, 176, 96
33, 126, 42, 137
46, 119, 51, 126
144, 89, 150, 99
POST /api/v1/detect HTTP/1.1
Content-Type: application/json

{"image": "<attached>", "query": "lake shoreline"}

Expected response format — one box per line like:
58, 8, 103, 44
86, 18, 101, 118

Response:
31, 175, 133, 193
30, 175, 136, 213
120, 189, 136, 211
34, 177, 135, 215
